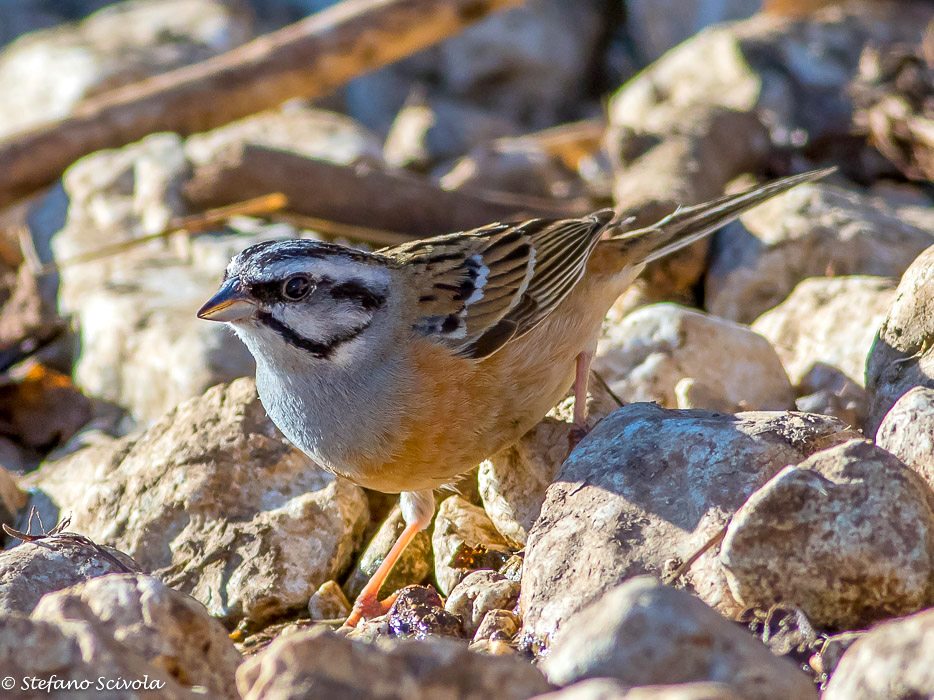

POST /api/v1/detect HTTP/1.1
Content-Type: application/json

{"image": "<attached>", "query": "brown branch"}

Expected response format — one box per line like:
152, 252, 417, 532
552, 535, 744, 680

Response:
0, 0, 526, 210
183, 144, 590, 239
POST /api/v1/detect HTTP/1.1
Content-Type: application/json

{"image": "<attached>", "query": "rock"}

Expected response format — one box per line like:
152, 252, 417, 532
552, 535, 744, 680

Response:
707, 185, 934, 324
823, 608, 934, 700
32, 573, 242, 699
0, 614, 196, 698
673, 378, 740, 413
876, 386, 934, 490
593, 303, 795, 410
308, 581, 351, 621
794, 363, 868, 428
236, 626, 553, 700
444, 570, 520, 638
521, 403, 859, 643
0, 0, 253, 139
866, 244, 934, 435
432, 496, 509, 596
533, 680, 744, 700
530, 679, 630, 700
345, 0, 606, 132
0, 464, 27, 533
625, 0, 763, 63
0, 1, 114, 50
385, 585, 463, 641
46, 132, 259, 424
608, 5, 933, 164
479, 380, 620, 546
343, 503, 432, 602
721, 439, 934, 630
0, 535, 140, 616
185, 103, 384, 167
541, 577, 817, 700
24, 378, 369, 625
752, 276, 896, 385
473, 609, 520, 643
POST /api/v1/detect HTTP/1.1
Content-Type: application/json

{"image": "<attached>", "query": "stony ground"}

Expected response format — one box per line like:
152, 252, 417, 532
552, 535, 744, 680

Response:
1, 1, 934, 699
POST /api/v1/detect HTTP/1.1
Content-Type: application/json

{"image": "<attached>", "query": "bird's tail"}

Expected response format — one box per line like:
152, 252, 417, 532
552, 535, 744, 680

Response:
606, 167, 835, 264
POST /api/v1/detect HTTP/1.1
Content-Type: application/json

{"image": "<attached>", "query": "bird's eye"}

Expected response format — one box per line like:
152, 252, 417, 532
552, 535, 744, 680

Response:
282, 275, 313, 300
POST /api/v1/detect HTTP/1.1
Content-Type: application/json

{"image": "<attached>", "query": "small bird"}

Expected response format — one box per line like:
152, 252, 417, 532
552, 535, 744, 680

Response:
198, 168, 831, 626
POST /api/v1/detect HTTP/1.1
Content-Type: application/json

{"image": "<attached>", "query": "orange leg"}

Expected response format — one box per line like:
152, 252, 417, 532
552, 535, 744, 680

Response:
344, 489, 434, 627
570, 348, 594, 447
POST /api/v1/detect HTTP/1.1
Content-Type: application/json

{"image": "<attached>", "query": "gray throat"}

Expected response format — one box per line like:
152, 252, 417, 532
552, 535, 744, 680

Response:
253, 353, 407, 476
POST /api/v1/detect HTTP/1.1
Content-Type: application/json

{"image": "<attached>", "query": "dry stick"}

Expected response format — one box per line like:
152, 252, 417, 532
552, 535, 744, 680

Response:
665, 525, 728, 586
33, 193, 288, 276
0, 0, 526, 210
184, 145, 591, 239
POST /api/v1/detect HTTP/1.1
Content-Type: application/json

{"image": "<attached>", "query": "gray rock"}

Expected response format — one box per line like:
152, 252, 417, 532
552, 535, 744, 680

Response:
32, 573, 242, 700
0, 0, 253, 139
823, 608, 934, 700
866, 244, 934, 435
794, 363, 868, 428
532, 680, 744, 700
444, 570, 520, 638
0, 536, 140, 616
707, 186, 934, 325
236, 626, 553, 700
541, 577, 817, 700
877, 386, 934, 490
752, 276, 896, 386
721, 439, 934, 630
432, 496, 509, 596
521, 404, 859, 643
308, 580, 351, 621
24, 378, 369, 625
479, 380, 620, 547
345, 0, 606, 132
608, 6, 932, 159
624, 0, 762, 64
0, 614, 197, 698
593, 304, 795, 410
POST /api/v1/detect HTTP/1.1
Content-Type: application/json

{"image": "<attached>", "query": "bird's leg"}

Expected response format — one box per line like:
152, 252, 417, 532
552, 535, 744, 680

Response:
344, 489, 435, 627
570, 346, 595, 448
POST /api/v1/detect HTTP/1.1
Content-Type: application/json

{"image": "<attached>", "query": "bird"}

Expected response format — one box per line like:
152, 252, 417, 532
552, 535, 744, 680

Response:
198, 168, 832, 626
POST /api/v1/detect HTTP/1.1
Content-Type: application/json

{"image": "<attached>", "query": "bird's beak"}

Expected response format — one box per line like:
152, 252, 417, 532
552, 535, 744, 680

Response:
197, 278, 254, 322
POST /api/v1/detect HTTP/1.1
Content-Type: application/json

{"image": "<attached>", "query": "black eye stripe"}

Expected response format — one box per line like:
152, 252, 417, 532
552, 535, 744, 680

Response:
329, 281, 386, 311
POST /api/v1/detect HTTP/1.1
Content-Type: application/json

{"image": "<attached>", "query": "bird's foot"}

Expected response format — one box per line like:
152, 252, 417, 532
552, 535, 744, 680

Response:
343, 591, 399, 628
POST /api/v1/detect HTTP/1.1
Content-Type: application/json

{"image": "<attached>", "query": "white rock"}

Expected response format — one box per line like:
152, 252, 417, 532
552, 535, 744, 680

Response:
24, 378, 369, 625
594, 303, 795, 410
752, 276, 896, 386
876, 386, 934, 491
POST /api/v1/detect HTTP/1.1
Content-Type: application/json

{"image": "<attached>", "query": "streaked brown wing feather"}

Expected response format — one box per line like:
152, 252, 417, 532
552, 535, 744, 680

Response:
383, 210, 614, 359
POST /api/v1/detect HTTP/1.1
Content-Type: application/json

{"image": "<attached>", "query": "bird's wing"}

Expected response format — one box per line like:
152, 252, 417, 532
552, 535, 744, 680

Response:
383, 210, 614, 359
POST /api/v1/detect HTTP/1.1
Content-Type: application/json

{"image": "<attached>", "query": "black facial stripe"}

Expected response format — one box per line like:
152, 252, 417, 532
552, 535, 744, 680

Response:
256, 311, 370, 360
329, 280, 386, 311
